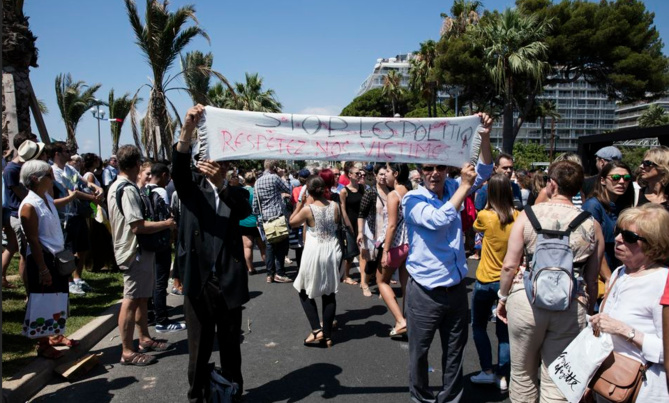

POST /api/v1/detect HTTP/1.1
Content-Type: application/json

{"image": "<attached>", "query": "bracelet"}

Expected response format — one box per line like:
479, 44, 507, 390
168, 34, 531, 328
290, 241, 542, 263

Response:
39, 269, 50, 276
497, 289, 509, 303
178, 139, 191, 144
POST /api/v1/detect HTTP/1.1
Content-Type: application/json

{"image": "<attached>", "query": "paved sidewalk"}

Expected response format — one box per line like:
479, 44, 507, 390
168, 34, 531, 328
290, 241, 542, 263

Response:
28, 250, 509, 402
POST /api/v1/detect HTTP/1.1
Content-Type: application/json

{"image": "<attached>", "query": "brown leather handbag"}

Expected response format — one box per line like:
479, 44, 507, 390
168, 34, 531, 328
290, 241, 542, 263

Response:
588, 271, 648, 403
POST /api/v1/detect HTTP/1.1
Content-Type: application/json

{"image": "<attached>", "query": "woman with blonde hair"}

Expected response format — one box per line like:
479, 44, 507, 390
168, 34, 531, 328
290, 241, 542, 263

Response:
590, 204, 669, 400
637, 146, 669, 211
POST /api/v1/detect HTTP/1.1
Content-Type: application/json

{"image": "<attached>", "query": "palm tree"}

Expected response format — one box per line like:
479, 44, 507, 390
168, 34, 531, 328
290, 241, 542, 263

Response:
108, 89, 142, 155
382, 70, 404, 117
440, 0, 483, 38
536, 100, 560, 145
54, 73, 101, 150
180, 50, 214, 105
210, 73, 282, 113
638, 104, 669, 127
409, 40, 438, 117
2, 0, 39, 138
476, 8, 551, 153
125, 0, 210, 161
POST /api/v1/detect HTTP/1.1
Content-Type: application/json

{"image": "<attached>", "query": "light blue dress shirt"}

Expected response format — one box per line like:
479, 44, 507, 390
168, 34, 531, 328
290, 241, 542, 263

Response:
402, 161, 493, 290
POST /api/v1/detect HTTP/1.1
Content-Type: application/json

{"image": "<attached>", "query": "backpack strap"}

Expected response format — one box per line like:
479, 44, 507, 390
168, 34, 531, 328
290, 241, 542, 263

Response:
524, 206, 542, 232
115, 181, 142, 217
565, 211, 591, 234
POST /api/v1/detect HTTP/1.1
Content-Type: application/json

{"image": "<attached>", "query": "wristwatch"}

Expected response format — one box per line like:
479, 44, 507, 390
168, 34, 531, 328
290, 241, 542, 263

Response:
497, 290, 508, 303
626, 328, 636, 342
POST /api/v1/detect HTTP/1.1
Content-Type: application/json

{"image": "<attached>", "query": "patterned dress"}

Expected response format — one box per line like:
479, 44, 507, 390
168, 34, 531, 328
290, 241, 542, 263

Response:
293, 202, 343, 298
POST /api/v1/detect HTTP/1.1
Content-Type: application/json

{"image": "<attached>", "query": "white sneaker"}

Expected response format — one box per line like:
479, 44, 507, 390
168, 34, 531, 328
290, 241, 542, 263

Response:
470, 371, 496, 384
497, 376, 508, 392
76, 280, 93, 292
69, 282, 86, 295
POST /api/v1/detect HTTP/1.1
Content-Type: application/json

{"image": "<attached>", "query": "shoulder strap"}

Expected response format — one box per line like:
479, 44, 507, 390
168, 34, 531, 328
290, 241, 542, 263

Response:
524, 206, 542, 232
115, 181, 141, 217
596, 269, 624, 332
376, 191, 385, 207
565, 211, 591, 234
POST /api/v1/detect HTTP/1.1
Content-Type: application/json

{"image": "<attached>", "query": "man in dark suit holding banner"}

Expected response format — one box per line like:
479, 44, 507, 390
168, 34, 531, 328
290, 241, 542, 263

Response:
173, 104, 252, 402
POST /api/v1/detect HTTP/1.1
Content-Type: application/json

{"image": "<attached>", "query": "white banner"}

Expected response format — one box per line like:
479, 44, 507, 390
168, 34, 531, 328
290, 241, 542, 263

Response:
197, 106, 483, 165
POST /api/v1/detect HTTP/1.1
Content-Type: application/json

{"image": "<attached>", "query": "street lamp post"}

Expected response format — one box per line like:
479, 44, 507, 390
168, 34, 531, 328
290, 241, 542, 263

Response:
90, 103, 106, 158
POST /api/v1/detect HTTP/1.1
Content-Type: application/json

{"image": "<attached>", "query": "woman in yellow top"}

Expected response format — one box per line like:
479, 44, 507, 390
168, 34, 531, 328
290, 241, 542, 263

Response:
470, 174, 518, 391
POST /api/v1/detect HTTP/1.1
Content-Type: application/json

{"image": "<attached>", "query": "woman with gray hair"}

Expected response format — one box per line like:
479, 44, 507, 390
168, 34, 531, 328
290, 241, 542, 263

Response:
19, 160, 76, 359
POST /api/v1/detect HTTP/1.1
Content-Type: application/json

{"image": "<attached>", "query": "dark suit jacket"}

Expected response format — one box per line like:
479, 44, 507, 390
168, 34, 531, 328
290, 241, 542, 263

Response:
171, 146, 252, 308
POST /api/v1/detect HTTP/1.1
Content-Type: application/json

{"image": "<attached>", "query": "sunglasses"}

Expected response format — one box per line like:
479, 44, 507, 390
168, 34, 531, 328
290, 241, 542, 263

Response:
422, 165, 447, 172
614, 227, 647, 244
351, 172, 363, 177
607, 174, 632, 182
641, 160, 658, 168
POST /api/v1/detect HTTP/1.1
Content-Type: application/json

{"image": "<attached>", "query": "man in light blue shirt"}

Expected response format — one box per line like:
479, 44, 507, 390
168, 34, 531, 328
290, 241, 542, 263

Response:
402, 113, 494, 403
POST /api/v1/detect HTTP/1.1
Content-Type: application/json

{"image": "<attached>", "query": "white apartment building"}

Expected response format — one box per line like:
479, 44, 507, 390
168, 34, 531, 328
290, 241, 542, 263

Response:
615, 97, 669, 130
357, 54, 414, 96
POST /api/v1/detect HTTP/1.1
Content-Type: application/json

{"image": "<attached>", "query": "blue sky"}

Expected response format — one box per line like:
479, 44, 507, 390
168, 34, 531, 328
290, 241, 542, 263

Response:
25, 0, 669, 159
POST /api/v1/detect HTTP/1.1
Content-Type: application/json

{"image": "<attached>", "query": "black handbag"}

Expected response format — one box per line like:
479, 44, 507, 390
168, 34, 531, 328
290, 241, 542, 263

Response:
54, 249, 76, 276
337, 206, 359, 261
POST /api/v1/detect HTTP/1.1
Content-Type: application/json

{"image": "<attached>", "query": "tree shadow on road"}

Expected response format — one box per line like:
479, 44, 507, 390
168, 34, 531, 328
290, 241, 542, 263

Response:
244, 362, 408, 402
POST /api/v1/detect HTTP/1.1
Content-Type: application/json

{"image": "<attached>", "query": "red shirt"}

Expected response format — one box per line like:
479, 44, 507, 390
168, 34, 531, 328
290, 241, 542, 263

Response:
661, 273, 669, 306
339, 174, 350, 186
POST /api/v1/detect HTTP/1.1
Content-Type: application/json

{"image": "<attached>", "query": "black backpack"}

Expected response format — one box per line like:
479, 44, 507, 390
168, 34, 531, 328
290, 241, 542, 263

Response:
115, 182, 172, 252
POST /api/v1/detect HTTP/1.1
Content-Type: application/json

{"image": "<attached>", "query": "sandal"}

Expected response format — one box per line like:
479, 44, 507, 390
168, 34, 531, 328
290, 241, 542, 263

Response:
36, 344, 65, 359
303, 329, 324, 347
389, 326, 408, 338
2, 278, 15, 289
120, 351, 157, 366
139, 338, 173, 352
49, 334, 80, 348
361, 286, 372, 297
342, 277, 358, 285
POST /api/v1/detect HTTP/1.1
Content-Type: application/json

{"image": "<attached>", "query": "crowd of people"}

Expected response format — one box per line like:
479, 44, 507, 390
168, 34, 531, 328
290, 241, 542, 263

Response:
3, 104, 669, 402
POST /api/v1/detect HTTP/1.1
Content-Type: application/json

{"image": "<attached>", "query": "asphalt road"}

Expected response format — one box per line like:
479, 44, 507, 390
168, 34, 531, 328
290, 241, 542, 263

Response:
31, 250, 510, 403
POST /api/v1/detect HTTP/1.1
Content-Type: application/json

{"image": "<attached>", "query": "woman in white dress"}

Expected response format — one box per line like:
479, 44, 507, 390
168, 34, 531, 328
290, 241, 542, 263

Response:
290, 176, 342, 348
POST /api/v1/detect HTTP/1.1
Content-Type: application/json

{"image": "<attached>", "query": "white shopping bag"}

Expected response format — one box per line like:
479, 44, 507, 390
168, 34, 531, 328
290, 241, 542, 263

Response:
22, 292, 68, 339
548, 322, 613, 403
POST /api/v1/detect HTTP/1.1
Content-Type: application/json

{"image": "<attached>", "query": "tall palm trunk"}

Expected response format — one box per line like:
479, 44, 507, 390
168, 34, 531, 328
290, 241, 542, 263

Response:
3, 66, 32, 135
147, 87, 171, 160
502, 78, 515, 154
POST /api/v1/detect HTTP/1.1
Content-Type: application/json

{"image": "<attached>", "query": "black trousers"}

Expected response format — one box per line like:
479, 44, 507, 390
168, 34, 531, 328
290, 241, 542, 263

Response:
184, 281, 243, 403
406, 277, 468, 403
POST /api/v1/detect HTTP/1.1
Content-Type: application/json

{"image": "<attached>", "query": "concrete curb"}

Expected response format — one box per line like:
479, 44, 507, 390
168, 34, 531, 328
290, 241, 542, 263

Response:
1, 299, 122, 403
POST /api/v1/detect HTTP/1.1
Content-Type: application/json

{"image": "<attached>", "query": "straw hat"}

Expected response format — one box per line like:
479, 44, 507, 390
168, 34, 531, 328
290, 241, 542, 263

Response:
17, 140, 45, 162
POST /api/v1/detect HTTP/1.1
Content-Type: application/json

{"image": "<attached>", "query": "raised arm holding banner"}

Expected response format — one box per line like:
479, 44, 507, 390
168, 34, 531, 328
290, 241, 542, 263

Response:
195, 106, 485, 165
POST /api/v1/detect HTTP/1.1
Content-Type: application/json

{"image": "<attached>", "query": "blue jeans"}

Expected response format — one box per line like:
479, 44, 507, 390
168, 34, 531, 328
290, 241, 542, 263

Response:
471, 280, 509, 378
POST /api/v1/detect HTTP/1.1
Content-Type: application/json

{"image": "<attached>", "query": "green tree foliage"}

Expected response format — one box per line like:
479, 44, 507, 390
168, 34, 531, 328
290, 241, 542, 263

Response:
54, 73, 101, 150
409, 40, 439, 117
180, 50, 215, 106
533, 100, 560, 144
637, 104, 669, 128
108, 89, 142, 155
517, 0, 669, 102
340, 88, 394, 117
620, 146, 649, 172
476, 8, 552, 153
125, 0, 210, 160
512, 141, 549, 171
382, 70, 404, 116
209, 73, 281, 113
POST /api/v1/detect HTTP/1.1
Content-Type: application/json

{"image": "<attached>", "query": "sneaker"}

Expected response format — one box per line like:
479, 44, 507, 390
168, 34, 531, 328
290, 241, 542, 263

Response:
284, 257, 293, 265
69, 282, 86, 295
470, 371, 496, 385
170, 287, 183, 296
155, 321, 187, 333
273, 275, 293, 283
497, 376, 508, 392
76, 280, 93, 292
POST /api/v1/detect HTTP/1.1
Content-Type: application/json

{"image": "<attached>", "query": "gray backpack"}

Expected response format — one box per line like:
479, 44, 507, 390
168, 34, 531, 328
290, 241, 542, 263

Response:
523, 207, 591, 311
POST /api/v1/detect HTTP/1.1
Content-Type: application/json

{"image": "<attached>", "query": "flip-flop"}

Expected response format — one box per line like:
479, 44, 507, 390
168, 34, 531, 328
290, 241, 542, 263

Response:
343, 278, 358, 285
361, 286, 372, 297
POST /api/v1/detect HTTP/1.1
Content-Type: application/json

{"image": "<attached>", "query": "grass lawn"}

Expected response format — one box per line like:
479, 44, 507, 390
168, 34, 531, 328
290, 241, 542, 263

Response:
2, 256, 123, 380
